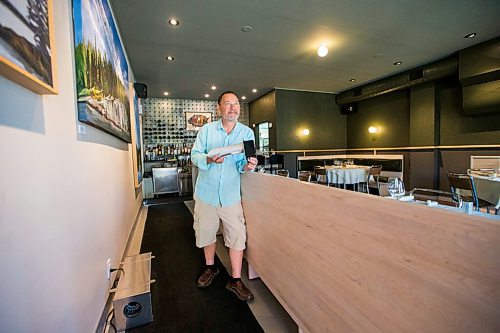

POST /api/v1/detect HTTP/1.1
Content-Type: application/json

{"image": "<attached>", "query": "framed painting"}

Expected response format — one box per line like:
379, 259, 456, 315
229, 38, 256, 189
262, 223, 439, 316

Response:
130, 86, 143, 188
185, 111, 212, 131
72, 0, 131, 143
0, 0, 58, 94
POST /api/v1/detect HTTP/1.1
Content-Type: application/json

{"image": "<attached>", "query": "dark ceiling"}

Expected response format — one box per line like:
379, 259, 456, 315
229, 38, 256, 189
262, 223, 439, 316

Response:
109, 0, 500, 102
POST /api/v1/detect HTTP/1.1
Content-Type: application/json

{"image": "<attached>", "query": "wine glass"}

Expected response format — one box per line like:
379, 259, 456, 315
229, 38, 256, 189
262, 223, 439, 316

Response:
387, 177, 405, 199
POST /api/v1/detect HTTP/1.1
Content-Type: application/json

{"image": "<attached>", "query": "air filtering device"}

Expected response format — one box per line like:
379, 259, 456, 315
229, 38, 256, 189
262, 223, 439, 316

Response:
112, 253, 155, 332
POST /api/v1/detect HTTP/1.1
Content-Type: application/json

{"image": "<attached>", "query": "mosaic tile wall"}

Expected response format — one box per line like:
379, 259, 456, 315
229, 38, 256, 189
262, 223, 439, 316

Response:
142, 98, 249, 147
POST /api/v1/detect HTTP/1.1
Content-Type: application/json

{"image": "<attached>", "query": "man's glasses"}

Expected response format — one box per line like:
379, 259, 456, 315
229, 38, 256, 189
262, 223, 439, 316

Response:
222, 101, 240, 107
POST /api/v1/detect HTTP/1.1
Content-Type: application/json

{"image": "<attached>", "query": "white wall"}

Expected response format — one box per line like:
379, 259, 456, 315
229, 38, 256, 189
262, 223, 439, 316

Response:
0, 1, 142, 332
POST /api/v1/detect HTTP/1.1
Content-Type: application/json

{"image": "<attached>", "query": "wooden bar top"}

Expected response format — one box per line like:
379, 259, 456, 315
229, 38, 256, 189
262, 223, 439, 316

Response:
241, 172, 500, 333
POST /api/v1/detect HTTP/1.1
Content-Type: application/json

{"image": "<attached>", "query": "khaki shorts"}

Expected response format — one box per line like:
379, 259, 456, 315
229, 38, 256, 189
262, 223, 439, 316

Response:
193, 198, 247, 251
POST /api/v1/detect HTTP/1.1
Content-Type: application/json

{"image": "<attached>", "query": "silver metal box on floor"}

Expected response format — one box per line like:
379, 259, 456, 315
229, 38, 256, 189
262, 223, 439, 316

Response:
152, 167, 179, 195
112, 253, 155, 332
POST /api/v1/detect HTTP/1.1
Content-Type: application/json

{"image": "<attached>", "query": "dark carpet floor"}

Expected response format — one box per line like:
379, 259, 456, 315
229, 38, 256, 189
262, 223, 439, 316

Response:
143, 193, 193, 206
128, 202, 264, 333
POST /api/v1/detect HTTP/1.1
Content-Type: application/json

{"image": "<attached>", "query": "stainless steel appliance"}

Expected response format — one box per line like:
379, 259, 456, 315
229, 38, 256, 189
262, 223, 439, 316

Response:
152, 167, 179, 195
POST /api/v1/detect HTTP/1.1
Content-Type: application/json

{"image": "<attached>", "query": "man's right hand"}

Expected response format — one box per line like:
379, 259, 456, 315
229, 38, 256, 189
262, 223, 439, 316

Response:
207, 155, 225, 164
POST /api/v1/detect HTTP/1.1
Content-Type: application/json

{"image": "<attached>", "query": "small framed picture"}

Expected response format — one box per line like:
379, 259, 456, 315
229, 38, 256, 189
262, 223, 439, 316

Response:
185, 112, 212, 131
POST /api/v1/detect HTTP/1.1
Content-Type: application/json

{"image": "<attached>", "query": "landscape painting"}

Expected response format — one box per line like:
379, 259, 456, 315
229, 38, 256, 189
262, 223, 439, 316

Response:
130, 89, 143, 188
72, 0, 131, 142
0, 0, 57, 94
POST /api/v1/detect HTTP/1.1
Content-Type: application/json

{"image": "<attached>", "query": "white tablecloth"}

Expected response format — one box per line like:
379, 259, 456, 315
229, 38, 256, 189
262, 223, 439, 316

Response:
325, 166, 370, 185
473, 176, 500, 209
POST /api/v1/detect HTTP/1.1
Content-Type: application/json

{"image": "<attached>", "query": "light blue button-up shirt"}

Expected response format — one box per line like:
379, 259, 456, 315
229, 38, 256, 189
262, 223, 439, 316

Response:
191, 120, 255, 207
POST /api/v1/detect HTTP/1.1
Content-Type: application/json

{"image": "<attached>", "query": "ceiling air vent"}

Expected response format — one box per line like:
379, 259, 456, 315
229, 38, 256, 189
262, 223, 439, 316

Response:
410, 69, 424, 81
336, 57, 458, 105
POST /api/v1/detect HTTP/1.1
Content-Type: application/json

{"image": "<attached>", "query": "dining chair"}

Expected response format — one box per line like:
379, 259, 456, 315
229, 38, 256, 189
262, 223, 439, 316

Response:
447, 172, 493, 213
298, 171, 312, 182
359, 165, 382, 195
276, 169, 289, 177
410, 188, 460, 207
267, 154, 284, 174
313, 167, 329, 185
256, 154, 267, 173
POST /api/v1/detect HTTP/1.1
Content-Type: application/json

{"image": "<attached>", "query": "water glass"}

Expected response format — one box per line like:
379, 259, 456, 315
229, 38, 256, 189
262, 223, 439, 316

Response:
387, 177, 405, 199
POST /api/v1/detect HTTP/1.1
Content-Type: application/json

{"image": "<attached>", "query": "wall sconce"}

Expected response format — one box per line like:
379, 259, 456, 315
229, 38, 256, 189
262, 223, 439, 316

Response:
317, 43, 328, 57
302, 128, 310, 136
368, 126, 379, 142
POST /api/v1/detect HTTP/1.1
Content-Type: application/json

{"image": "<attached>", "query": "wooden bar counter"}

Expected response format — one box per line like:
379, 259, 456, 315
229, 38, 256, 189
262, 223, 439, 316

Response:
241, 172, 500, 333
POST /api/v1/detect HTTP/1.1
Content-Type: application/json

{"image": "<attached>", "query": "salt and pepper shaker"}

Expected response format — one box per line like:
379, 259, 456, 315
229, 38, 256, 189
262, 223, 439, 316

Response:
463, 202, 473, 214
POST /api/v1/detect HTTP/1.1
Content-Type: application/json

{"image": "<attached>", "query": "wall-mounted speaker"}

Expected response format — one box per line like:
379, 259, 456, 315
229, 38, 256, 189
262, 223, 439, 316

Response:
134, 83, 147, 99
340, 103, 357, 115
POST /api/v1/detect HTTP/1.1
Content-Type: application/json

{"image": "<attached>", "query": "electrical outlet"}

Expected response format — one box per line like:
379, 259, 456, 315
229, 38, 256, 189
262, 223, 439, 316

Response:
106, 258, 111, 280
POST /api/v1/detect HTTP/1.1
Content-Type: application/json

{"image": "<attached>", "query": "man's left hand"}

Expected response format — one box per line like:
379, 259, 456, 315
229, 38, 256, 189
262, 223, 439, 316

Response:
244, 157, 258, 171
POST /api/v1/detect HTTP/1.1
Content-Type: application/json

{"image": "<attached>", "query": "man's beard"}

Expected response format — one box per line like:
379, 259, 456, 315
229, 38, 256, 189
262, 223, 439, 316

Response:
223, 114, 239, 122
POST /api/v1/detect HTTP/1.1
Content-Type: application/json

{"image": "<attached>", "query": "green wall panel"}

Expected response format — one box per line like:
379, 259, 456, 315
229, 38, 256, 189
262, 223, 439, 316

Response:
439, 80, 500, 145
409, 84, 437, 146
347, 90, 410, 148
275, 89, 345, 150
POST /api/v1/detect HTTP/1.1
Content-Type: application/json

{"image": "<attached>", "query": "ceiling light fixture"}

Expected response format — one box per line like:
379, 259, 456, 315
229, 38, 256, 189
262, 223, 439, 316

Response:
302, 128, 310, 136
393, 61, 402, 65
204, 93, 209, 98
317, 43, 328, 57
166, 56, 174, 61
252, 88, 257, 93
349, 79, 356, 82
464, 32, 476, 38
211, 85, 216, 90
242, 25, 253, 32
241, 96, 247, 100
368, 126, 378, 134
163, 91, 169, 96
168, 18, 180, 26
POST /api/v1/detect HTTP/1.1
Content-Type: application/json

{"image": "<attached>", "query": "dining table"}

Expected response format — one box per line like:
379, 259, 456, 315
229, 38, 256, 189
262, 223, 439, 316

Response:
472, 175, 500, 209
324, 165, 370, 189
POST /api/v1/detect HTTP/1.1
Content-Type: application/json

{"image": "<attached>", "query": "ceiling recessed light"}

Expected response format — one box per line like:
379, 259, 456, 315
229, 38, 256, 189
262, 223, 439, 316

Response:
242, 25, 253, 32
166, 56, 174, 61
393, 61, 402, 65
168, 18, 179, 26
241, 96, 247, 100
317, 43, 328, 57
464, 32, 476, 39
211, 85, 217, 90
252, 88, 257, 93
349, 78, 356, 82
163, 91, 169, 96
204, 93, 209, 98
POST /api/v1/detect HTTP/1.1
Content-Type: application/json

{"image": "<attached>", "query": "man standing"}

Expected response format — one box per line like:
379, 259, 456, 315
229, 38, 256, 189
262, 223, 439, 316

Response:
191, 91, 257, 301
